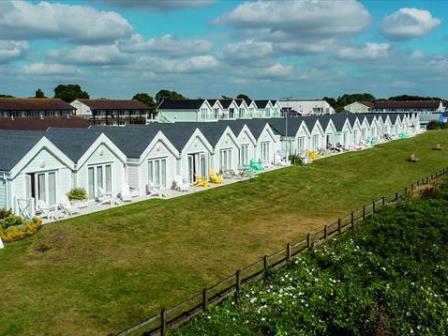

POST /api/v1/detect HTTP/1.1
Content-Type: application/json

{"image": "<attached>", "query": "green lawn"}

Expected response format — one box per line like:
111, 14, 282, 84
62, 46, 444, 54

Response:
1, 131, 448, 336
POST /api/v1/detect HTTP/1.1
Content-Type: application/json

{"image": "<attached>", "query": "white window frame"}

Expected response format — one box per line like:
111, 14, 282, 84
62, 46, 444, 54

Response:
220, 148, 232, 171
241, 144, 249, 165
297, 137, 305, 155
261, 142, 270, 163
87, 163, 113, 199
312, 134, 319, 151
148, 157, 167, 188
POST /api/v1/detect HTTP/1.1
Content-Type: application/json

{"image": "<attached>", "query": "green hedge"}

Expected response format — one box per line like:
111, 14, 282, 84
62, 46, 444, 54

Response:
174, 191, 448, 335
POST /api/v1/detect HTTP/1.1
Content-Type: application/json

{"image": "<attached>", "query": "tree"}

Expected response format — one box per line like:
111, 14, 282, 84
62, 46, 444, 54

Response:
155, 89, 185, 104
35, 88, 46, 98
221, 95, 233, 100
0, 94, 14, 98
133, 93, 157, 118
388, 95, 441, 101
54, 84, 89, 103
323, 93, 376, 112
237, 94, 250, 101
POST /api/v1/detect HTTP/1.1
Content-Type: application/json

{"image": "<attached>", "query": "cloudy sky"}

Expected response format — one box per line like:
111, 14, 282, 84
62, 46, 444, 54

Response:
0, 0, 447, 99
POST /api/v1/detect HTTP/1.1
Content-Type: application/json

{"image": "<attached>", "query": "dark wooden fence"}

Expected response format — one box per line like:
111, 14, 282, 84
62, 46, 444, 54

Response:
115, 167, 448, 336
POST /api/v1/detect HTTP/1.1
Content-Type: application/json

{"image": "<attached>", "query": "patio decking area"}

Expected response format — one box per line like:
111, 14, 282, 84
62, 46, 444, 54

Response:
40, 164, 288, 224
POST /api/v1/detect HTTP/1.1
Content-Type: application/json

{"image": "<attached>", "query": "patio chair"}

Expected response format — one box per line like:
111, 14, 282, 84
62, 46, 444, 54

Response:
119, 183, 138, 202
59, 195, 80, 216
96, 187, 118, 205
209, 169, 223, 184
249, 159, 263, 173
193, 176, 210, 187
36, 200, 64, 220
174, 175, 189, 192
147, 182, 168, 198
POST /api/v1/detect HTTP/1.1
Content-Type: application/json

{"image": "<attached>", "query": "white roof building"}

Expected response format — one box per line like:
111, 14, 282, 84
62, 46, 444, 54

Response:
277, 100, 335, 116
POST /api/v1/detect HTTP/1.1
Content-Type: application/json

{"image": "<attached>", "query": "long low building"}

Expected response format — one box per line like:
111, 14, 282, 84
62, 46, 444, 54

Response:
0, 98, 75, 118
0, 112, 420, 216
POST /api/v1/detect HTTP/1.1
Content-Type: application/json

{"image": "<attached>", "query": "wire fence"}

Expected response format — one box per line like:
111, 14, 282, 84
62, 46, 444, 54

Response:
115, 167, 448, 336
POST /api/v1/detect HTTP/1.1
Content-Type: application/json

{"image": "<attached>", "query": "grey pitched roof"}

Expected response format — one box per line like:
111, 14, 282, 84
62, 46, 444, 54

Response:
45, 128, 103, 163
219, 99, 234, 109
175, 122, 232, 147
142, 123, 201, 152
239, 119, 271, 138
330, 112, 351, 131
254, 100, 270, 109
158, 99, 205, 110
0, 130, 45, 171
264, 117, 304, 136
93, 126, 160, 158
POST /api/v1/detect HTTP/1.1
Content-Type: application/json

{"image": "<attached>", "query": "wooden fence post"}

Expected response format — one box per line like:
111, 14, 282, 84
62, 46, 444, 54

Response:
350, 211, 354, 229
372, 200, 376, 213
161, 308, 167, 336
395, 192, 399, 201
287, 243, 292, 259
236, 270, 241, 295
337, 219, 342, 234
324, 225, 328, 239
263, 255, 269, 274
306, 233, 311, 248
382, 196, 385, 206
362, 206, 366, 220
202, 288, 208, 311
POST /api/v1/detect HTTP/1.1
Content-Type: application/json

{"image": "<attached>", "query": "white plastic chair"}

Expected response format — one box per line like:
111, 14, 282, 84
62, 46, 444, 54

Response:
174, 176, 189, 192
36, 200, 64, 220
147, 182, 168, 198
119, 183, 137, 202
59, 195, 79, 216
96, 187, 118, 205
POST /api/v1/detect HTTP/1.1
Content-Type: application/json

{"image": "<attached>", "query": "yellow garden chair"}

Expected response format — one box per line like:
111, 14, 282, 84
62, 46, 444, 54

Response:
193, 175, 210, 187
209, 169, 223, 184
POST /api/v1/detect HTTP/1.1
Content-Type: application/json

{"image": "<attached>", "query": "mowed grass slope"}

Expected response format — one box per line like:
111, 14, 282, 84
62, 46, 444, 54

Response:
1, 131, 448, 336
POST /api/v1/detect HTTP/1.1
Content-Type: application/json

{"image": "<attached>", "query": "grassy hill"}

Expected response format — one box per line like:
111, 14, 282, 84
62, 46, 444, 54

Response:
1, 131, 448, 335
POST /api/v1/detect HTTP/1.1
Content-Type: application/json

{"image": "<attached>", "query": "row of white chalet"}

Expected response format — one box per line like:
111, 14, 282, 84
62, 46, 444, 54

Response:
157, 99, 282, 122
0, 113, 420, 217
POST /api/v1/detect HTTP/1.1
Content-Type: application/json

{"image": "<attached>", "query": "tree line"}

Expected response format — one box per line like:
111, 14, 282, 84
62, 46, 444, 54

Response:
323, 93, 444, 112
0, 85, 252, 114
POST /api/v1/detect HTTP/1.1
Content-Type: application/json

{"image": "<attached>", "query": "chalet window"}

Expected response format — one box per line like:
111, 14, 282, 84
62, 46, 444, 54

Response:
312, 134, 319, 150
220, 149, 232, 171
241, 144, 249, 165
148, 158, 167, 187
229, 108, 235, 119
261, 142, 270, 163
87, 163, 112, 199
297, 137, 305, 154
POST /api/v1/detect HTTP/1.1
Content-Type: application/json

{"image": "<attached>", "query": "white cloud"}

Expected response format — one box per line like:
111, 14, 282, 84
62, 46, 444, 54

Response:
22, 63, 78, 75
0, 1, 132, 43
138, 55, 219, 73
380, 8, 441, 40
49, 45, 129, 65
0, 40, 27, 63
336, 43, 390, 60
123, 34, 212, 55
217, 0, 370, 37
265, 63, 294, 77
103, 0, 215, 11
223, 40, 273, 64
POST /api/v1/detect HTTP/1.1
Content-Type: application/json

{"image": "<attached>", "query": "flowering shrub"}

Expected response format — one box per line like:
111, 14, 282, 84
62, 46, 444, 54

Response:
0, 216, 41, 242
174, 196, 448, 335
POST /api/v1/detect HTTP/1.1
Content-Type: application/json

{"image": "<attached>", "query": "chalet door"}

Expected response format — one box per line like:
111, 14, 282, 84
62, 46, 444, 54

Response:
188, 155, 195, 183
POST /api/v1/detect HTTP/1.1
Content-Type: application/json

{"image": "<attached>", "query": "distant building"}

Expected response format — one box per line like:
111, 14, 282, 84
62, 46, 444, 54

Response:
370, 100, 445, 114
0, 98, 75, 118
0, 117, 90, 130
157, 99, 281, 122
277, 100, 335, 116
71, 99, 151, 126
344, 101, 373, 113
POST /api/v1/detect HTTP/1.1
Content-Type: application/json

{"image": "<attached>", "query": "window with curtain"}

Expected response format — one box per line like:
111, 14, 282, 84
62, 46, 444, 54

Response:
37, 173, 46, 202
261, 142, 269, 162
298, 137, 305, 154
241, 145, 249, 165
48, 172, 56, 206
